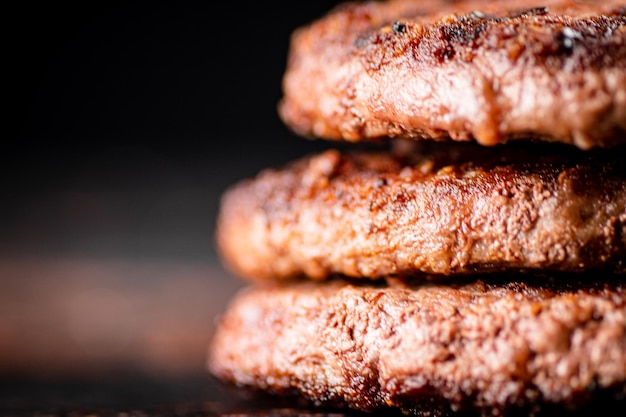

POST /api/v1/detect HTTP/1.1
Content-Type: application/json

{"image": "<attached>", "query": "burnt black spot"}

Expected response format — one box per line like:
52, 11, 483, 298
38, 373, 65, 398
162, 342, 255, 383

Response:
432, 14, 493, 62
392, 21, 406, 34
556, 27, 583, 54
441, 14, 492, 46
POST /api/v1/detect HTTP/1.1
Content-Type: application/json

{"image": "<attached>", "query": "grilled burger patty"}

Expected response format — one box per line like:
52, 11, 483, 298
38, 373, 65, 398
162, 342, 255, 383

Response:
278, 0, 626, 149
210, 1, 626, 416
215, 142, 626, 282
208, 276, 626, 416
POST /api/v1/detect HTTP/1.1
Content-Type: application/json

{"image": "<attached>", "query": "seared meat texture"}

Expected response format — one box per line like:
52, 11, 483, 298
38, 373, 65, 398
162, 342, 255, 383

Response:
215, 143, 626, 282
208, 276, 626, 416
279, 0, 626, 149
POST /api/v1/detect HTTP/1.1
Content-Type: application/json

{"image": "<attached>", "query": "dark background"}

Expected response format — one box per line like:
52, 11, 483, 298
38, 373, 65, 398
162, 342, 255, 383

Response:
2, 0, 346, 393
6, 0, 345, 261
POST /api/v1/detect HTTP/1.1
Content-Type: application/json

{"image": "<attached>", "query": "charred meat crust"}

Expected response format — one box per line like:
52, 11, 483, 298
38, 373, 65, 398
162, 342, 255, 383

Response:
278, 0, 626, 149
215, 142, 626, 282
208, 277, 626, 416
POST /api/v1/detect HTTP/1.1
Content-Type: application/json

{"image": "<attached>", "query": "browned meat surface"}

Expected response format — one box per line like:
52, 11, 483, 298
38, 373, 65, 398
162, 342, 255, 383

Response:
278, 0, 626, 149
215, 143, 626, 282
208, 276, 626, 416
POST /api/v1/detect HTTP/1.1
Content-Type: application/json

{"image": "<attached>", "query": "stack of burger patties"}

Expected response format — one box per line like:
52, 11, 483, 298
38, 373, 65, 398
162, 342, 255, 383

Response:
208, 0, 626, 416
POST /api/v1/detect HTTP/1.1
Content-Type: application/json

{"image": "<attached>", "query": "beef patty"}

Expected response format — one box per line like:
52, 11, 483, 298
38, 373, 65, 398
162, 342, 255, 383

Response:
278, 0, 626, 149
215, 142, 626, 282
208, 275, 626, 416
